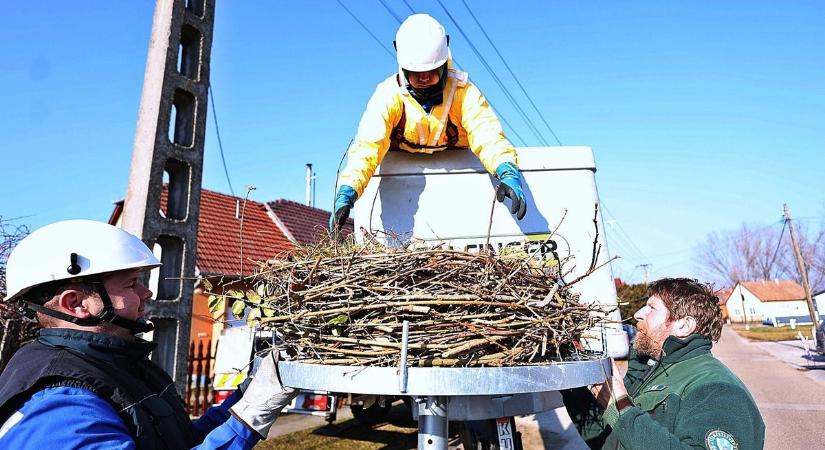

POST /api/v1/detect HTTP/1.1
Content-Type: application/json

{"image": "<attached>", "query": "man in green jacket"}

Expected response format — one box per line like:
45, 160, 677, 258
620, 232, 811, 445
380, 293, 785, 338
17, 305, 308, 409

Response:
571, 277, 765, 450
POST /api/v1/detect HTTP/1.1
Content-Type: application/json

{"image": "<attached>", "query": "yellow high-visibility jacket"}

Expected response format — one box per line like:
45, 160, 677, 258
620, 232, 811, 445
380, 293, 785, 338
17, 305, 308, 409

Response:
338, 68, 518, 197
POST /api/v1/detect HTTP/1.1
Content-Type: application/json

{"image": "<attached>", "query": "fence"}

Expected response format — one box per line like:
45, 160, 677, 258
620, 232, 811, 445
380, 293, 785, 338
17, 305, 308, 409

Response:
186, 339, 214, 417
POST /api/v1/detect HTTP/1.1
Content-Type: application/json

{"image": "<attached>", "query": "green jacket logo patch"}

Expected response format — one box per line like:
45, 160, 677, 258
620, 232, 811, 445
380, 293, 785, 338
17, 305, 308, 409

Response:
705, 429, 738, 450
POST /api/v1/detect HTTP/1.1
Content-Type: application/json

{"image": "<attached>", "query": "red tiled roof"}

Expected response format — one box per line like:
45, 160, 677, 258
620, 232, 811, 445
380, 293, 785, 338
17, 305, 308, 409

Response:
193, 190, 293, 276
740, 280, 805, 302
112, 188, 294, 277
268, 199, 354, 245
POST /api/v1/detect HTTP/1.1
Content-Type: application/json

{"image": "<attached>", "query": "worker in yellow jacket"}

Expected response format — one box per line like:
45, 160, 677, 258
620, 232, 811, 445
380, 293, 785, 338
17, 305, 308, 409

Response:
331, 14, 527, 233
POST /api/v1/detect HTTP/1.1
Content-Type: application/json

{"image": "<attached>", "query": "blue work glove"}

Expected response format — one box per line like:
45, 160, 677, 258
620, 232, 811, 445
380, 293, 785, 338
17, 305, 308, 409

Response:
495, 162, 527, 220
330, 185, 357, 233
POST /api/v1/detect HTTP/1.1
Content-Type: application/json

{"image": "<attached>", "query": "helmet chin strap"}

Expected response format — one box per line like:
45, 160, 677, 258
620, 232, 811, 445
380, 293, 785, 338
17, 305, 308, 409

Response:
25, 276, 154, 335
403, 63, 448, 108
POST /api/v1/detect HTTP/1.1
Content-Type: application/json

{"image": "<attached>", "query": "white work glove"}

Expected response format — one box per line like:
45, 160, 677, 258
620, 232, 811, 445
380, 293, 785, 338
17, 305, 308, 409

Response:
230, 350, 297, 438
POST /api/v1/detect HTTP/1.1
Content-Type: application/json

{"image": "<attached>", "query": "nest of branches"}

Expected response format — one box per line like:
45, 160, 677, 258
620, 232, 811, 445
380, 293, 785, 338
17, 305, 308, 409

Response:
209, 232, 609, 368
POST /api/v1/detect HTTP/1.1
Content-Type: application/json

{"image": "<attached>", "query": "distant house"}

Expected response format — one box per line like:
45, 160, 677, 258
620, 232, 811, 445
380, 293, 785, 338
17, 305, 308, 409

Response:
724, 280, 814, 325
716, 287, 733, 322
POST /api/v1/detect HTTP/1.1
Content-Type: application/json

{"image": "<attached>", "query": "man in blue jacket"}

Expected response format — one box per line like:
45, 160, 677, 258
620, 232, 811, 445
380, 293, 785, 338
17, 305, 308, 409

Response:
0, 219, 297, 449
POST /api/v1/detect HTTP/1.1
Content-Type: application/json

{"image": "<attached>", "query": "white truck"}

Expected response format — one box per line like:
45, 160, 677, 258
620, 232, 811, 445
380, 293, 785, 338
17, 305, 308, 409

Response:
351, 145, 627, 448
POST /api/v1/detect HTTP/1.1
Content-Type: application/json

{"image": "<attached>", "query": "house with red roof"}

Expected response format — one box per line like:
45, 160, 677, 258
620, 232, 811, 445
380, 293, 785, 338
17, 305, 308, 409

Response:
723, 280, 814, 325
715, 287, 733, 322
109, 187, 352, 346
269, 199, 354, 245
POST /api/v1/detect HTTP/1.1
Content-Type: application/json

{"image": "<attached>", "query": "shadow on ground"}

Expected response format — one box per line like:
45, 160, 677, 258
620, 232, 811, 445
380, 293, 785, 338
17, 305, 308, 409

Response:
258, 403, 465, 449
313, 404, 419, 448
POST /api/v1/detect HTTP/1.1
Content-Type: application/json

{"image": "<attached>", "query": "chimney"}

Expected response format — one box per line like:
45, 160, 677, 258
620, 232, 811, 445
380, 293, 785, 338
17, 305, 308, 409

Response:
305, 163, 316, 207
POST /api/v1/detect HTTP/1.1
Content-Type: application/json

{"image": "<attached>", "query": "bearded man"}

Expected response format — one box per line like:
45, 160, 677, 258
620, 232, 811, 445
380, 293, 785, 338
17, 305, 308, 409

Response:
568, 278, 765, 450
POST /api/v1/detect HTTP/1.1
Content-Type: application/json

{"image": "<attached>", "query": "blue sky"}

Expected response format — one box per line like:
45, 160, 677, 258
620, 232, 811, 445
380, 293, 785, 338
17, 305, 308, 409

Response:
1, 1, 823, 284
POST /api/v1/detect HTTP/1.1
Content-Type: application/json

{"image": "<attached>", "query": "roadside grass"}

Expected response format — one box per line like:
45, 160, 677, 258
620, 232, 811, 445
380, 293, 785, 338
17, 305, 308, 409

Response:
256, 404, 423, 450
732, 324, 813, 342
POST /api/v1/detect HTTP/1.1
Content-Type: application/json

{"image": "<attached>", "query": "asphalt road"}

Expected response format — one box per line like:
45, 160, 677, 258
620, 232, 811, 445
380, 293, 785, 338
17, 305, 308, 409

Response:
713, 326, 825, 449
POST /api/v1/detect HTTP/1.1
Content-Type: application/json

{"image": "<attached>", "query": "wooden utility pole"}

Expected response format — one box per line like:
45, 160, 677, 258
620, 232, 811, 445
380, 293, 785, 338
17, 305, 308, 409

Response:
739, 285, 750, 330
784, 203, 819, 325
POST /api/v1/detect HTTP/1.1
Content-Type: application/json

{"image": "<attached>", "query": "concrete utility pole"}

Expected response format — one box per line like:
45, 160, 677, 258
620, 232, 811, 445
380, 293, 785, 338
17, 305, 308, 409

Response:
122, 0, 216, 391
784, 203, 819, 326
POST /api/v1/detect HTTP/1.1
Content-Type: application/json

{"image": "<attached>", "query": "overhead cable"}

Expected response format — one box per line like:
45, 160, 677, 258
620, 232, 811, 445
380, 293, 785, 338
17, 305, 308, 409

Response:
336, 0, 396, 59
600, 201, 648, 262
766, 218, 788, 274
207, 83, 236, 197
401, 0, 416, 14
377, 0, 404, 23
460, 0, 562, 145
436, 0, 549, 146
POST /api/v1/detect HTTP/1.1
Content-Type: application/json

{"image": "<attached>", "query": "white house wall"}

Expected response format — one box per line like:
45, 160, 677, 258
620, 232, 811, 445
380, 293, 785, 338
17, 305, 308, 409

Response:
761, 300, 809, 319
726, 286, 763, 323
815, 292, 825, 317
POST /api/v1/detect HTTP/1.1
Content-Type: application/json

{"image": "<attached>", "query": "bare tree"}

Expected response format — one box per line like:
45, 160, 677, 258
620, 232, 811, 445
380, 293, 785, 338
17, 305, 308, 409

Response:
0, 216, 30, 298
1, 216, 37, 372
696, 221, 825, 292
780, 221, 825, 291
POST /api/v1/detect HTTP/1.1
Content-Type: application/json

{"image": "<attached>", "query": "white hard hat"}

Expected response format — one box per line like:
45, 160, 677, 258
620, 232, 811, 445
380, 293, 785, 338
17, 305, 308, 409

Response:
4, 219, 161, 302
395, 14, 449, 72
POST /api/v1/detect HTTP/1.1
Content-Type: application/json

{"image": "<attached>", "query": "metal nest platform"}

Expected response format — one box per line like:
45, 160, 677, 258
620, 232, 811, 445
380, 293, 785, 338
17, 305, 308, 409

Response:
279, 357, 610, 396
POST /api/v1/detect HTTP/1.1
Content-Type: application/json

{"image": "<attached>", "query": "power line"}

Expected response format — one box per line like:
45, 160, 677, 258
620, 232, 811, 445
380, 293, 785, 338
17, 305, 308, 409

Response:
207, 83, 235, 197
459, 0, 562, 145
600, 201, 647, 262
602, 220, 639, 262
401, 0, 415, 14
435, 0, 550, 146
376, 0, 404, 23
607, 237, 637, 263
336, 0, 396, 59
766, 218, 788, 274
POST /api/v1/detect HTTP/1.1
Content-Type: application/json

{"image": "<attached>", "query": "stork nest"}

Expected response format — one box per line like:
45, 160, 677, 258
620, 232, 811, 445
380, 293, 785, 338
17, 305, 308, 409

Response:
206, 236, 609, 367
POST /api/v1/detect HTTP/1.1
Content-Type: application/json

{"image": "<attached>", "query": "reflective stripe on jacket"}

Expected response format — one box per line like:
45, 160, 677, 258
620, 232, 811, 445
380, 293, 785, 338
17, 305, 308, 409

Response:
338, 67, 518, 197
0, 329, 259, 450
0, 386, 258, 450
